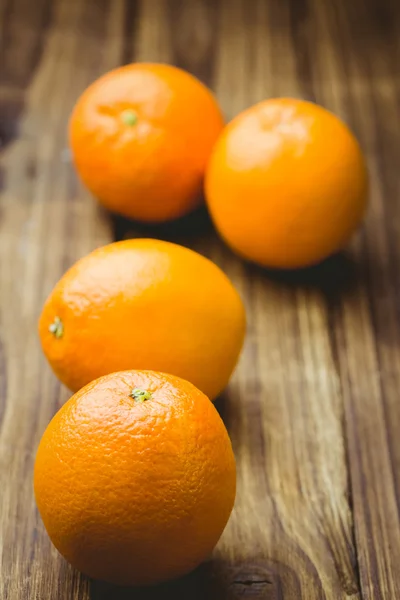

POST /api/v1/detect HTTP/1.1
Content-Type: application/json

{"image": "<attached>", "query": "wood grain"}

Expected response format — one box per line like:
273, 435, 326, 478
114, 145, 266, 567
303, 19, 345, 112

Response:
1, 0, 399, 598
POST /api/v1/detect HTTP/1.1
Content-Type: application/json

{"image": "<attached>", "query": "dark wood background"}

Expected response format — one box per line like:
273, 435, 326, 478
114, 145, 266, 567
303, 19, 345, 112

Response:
1, 0, 400, 598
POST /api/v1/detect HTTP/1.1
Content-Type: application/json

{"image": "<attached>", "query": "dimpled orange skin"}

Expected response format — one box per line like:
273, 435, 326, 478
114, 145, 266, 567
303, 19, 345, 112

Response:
39, 239, 246, 400
205, 98, 368, 269
69, 63, 224, 222
34, 370, 236, 586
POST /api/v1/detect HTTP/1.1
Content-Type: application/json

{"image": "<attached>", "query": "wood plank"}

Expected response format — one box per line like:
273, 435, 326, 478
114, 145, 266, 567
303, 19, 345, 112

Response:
0, 0, 399, 599
312, 1, 400, 597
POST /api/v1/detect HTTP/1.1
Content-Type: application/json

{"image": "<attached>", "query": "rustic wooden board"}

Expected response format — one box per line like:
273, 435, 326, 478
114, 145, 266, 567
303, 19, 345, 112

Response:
1, 0, 399, 598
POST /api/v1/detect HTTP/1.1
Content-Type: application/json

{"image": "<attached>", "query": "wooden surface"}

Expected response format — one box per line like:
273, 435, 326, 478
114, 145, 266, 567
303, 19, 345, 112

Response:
1, 0, 400, 598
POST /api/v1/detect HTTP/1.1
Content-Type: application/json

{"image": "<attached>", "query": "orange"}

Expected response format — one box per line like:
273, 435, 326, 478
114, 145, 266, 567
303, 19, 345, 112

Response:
205, 98, 368, 269
34, 370, 236, 586
69, 63, 224, 222
39, 239, 245, 400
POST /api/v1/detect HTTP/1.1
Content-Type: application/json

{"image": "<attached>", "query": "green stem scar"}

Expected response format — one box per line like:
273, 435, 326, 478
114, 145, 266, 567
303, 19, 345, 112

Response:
121, 110, 138, 126
49, 316, 64, 339
131, 388, 152, 403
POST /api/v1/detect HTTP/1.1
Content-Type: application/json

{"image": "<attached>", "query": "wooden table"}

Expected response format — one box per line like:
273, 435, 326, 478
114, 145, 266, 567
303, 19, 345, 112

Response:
1, 0, 399, 598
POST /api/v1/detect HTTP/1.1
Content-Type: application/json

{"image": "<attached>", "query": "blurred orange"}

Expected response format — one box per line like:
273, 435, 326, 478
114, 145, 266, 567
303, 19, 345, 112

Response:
70, 63, 224, 222
206, 98, 368, 268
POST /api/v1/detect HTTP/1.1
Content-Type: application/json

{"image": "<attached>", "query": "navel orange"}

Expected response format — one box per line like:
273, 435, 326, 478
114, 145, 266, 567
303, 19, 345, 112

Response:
34, 370, 236, 585
39, 239, 245, 400
69, 63, 224, 222
205, 98, 368, 269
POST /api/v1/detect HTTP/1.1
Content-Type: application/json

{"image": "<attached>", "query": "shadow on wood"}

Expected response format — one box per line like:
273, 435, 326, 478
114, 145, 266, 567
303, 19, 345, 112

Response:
89, 562, 223, 600
110, 204, 215, 247
244, 251, 360, 300
89, 559, 287, 600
